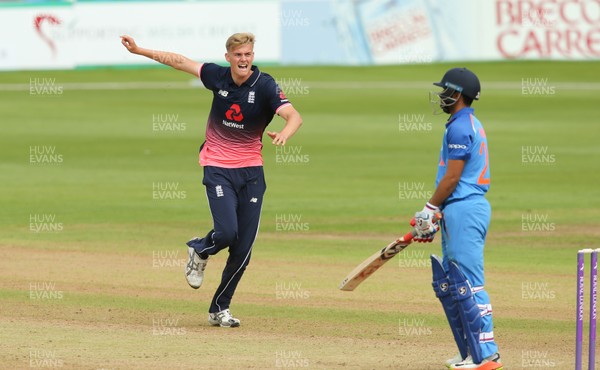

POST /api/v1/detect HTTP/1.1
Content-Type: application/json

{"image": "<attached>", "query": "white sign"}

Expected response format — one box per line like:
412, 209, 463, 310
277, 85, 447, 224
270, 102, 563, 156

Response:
0, 1, 280, 71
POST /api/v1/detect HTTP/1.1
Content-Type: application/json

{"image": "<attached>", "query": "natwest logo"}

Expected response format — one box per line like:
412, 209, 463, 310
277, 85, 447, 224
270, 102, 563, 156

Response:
225, 104, 244, 122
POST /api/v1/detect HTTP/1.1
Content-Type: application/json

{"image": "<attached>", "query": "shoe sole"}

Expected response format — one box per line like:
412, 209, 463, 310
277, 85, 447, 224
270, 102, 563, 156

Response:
185, 271, 202, 289
221, 322, 240, 328
451, 363, 502, 370
208, 321, 240, 328
185, 248, 203, 289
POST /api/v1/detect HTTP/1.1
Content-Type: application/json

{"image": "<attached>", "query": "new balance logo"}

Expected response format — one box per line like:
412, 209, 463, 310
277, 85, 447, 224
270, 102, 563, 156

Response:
218, 90, 229, 97
250, 197, 258, 203
216, 185, 224, 197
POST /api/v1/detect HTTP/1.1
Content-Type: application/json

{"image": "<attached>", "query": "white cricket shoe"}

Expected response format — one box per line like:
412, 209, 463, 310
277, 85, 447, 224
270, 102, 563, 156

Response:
450, 353, 502, 370
208, 309, 240, 328
185, 246, 208, 289
445, 354, 464, 368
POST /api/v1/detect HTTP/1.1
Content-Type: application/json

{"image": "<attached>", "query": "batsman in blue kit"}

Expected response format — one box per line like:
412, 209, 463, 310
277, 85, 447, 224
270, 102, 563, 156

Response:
412, 68, 502, 370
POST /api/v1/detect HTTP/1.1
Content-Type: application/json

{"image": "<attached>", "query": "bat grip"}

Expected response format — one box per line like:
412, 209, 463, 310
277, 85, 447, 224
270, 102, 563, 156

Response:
406, 212, 442, 241
410, 212, 443, 226
402, 231, 415, 242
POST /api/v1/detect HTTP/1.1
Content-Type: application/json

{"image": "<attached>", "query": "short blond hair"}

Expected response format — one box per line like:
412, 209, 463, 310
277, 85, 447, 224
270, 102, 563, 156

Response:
226, 32, 255, 52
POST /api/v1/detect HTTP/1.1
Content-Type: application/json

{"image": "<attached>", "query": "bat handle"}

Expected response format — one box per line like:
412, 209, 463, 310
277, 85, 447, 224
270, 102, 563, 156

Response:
410, 212, 443, 226
402, 231, 415, 242
406, 212, 442, 241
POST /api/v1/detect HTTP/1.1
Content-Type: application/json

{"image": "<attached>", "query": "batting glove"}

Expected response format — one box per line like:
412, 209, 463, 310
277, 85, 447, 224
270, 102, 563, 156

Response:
413, 202, 441, 243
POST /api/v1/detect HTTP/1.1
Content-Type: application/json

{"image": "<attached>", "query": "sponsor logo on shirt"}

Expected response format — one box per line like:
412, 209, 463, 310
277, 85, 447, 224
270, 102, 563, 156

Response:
222, 120, 245, 129
277, 86, 288, 103
225, 104, 244, 122
218, 90, 229, 97
448, 144, 468, 150
248, 91, 255, 104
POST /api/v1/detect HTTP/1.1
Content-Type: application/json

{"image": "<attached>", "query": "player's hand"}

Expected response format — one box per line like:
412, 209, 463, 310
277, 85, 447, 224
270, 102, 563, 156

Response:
409, 217, 436, 242
120, 35, 139, 54
412, 203, 441, 243
267, 131, 287, 146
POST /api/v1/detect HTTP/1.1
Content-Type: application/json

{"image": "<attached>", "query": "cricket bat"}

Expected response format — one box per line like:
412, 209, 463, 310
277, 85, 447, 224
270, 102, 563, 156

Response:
339, 213, 442, 291
338, 230, 416, 291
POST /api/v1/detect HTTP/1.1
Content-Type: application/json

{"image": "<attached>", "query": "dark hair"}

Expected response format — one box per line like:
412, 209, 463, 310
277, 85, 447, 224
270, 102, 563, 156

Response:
462, 95, 473, 106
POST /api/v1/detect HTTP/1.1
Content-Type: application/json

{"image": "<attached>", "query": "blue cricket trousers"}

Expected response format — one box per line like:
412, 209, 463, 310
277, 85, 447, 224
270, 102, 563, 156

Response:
187, 166, 266, 313
441, 195, 499, 358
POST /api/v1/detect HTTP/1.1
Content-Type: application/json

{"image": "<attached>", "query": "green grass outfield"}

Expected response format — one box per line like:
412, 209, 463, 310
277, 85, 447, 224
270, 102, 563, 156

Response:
1, 61, 599, 369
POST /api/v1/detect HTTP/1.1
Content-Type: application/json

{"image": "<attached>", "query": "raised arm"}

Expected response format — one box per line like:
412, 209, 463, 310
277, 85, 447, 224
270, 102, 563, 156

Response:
120, 35, 202, 77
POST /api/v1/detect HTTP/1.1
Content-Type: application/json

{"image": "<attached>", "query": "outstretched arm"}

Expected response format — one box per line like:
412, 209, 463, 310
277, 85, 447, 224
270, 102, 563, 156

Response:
120, 35, 202, 77
267, 105, 303, 146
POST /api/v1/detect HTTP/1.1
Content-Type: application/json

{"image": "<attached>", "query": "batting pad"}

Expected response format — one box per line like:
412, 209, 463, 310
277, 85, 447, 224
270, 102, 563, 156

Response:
431, 254, 468, 361
448, 260, 483, 364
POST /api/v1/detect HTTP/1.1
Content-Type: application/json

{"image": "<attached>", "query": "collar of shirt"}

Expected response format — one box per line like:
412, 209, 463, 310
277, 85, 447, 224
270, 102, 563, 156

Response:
226, 65, 262, 88
445, 107, 474, 127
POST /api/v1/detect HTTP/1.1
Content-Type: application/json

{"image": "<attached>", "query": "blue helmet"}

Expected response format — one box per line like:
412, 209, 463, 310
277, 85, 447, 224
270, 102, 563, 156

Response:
433, 67, 480, 101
